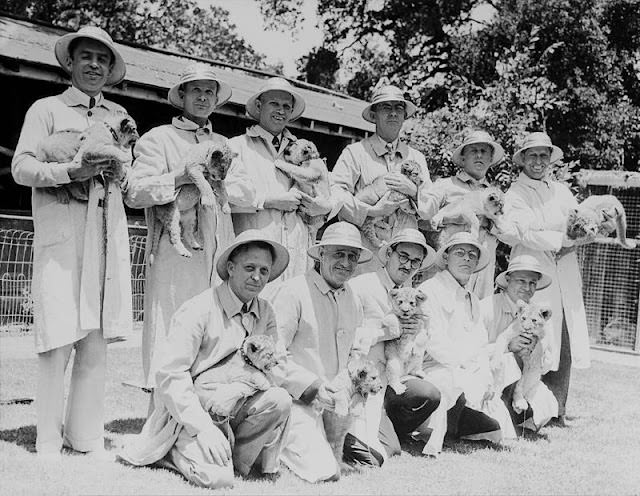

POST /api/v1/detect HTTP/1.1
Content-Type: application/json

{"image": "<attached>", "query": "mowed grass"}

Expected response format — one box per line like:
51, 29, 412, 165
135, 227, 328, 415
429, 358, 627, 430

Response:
1, 338, 639, 496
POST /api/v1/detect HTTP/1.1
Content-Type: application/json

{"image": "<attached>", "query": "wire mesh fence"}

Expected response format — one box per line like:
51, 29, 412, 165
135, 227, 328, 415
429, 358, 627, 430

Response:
578, 241, 640, 351
0, 224, 147, 333
576, 172, 640, 352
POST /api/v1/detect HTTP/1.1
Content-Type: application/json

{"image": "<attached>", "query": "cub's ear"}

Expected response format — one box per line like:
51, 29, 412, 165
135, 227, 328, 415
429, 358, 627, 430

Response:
516, 299, 527, 312
415, 290, 426, 303
248, 342, 259, 353
389, 288, 400, 298
567, 208, 578, 221
540, 307, 552, 321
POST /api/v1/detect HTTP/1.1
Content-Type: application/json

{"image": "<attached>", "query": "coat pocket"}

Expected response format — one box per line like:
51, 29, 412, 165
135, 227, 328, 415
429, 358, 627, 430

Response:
32, 193, 72, 247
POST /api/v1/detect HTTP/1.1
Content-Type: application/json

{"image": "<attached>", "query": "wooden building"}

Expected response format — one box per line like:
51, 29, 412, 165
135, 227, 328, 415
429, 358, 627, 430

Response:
0, 14, 374, 217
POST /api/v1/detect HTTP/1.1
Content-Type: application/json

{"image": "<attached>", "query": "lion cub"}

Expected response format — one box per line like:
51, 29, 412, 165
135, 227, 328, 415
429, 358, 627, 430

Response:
193, 334, 281, 418
495, 300, 552, 414
358, 160, 424, 248
566, 194, 636, 249
36, 112, 139, 203
317, 353, 382, 477
275, 139, 330, 238
382, 287, 430, 394
150, 141, 236, 261
431, 187, 504, 240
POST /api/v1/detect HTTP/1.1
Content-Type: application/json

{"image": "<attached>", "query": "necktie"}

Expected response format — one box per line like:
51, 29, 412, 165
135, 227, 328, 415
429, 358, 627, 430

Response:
195, 127, 210, 143
385, 142, 395, 156
272, 135, 280, 151
87, 96, 96, 118
240, 303, 253, 333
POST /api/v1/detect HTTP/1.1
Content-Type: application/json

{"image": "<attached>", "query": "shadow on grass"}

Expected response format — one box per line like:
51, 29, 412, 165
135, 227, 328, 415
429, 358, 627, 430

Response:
105, 417, 146, 435
0, 424, 36, 452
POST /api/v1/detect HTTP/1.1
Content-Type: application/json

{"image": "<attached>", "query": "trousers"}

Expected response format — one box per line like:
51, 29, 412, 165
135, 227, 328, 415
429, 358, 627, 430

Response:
542, 316, 572, 417
167, 387, 291, 489
343, 378, 441, 464
36, 329, 106, 453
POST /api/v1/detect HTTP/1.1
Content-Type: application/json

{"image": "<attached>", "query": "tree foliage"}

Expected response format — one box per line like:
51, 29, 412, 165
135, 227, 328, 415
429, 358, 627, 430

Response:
1, 0, 275, 70
260, 0, 640, 178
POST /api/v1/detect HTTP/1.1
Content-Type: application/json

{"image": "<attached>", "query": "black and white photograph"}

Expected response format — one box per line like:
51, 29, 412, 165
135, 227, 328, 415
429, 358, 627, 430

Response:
0, 0, 639, 494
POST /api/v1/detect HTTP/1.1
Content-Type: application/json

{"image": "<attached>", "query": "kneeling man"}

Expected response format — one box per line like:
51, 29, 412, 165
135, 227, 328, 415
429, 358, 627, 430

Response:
268, 222, 378, 481
349, 229, 441, 458
417, 232, 510, 452
481, 254, 558, 431
120, 231, 305, 488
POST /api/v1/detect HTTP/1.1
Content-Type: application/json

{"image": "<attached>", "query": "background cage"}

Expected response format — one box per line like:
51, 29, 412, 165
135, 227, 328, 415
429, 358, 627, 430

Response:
0, 215, 146, 333
576, 171, 640, 354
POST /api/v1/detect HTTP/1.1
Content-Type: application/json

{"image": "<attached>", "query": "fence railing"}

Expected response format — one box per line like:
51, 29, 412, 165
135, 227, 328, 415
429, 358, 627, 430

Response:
0, 213, 638, 353
0, 217, 146, 333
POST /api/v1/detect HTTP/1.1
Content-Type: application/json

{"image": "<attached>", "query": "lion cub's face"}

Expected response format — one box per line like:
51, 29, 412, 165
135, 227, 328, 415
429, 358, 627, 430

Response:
104, 113, 139, 148
482, 187, 505, 218
516, 299, 552, 337
283, 139, 320, 165
205, 143, 237, 181
399, 159, 424, 186
566, 209, 599, 240
242, 334, 280, 372
389, 287, 426, 318
347, 355, 383, 398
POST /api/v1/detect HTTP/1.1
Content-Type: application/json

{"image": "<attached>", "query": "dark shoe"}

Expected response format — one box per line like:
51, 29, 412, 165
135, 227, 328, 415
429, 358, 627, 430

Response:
548, 415, 571, 428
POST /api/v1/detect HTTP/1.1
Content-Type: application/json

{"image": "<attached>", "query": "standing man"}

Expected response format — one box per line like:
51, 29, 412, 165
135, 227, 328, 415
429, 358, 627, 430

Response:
481, 254, 558, 431
348, 229, 441, 459
228, 77, 330, 286
267, 222, 377, 482
330, 85, 433, 272
424, 130, 506, 298
417, 232, 511, 454
120, 231, 299, 489
125, 62, 254, 388
499, 132, 591, 425
12, 26, 133, 457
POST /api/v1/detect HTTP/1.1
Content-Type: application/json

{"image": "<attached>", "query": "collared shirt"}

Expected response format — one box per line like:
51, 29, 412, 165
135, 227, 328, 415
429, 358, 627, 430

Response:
480, 291, 519, 344
268, 270, 366, 385
417, 270, 488, 371
330, 134, 433, 227
227, 125, 311, 283
373, 134, 400, 168
155, 282, 319, 437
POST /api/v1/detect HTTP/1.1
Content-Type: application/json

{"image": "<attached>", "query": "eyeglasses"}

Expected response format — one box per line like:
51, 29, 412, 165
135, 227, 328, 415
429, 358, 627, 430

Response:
449, 248, 480, 261
394, 251, 423, 269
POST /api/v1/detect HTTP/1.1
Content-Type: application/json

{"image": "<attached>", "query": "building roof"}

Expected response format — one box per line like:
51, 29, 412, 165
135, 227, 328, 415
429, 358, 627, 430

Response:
0, 15, 374, 138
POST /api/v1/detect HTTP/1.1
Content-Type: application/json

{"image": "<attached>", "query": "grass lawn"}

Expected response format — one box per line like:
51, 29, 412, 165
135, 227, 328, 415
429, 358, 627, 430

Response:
1, 337, 639, 496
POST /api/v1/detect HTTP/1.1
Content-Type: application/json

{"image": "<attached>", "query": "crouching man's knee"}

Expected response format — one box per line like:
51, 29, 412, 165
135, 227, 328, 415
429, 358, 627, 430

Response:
258, 387, 292, 423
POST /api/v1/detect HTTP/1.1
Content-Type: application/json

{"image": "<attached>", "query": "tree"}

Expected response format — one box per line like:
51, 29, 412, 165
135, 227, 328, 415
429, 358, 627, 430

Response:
0, 0, 274, 70
259, 0, 481, 96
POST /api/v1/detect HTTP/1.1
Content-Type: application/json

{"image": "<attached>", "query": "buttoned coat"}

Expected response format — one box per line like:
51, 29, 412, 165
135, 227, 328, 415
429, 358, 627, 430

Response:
227, 125, 312, 287
330, 135, 433, 272
499, 172, 591, 370
125, 117, 253, 387
11, 87, 132, 352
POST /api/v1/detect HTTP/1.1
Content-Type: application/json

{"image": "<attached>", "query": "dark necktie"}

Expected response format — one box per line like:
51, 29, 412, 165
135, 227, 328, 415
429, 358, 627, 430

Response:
272, 135, 280, 151
88, 97, 96, 117
195, 127, 210, 143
